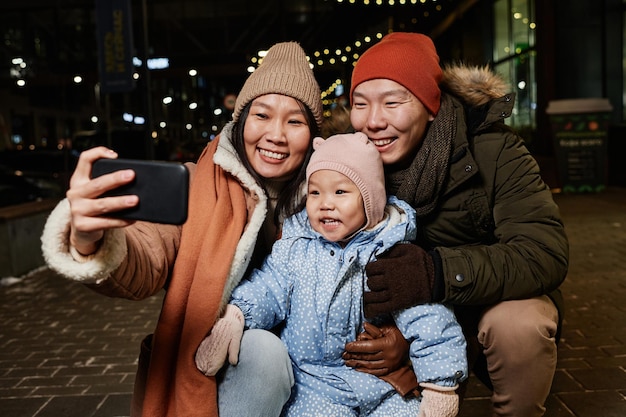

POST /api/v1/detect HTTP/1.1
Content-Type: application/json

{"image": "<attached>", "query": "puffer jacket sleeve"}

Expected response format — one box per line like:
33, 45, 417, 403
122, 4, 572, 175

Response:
230, 239, 293, 330
41, 162, 197, 300
40, 197, 181, 300
89, 220, 181, 300
394, 303, 467, 387
436, 130, 569, 305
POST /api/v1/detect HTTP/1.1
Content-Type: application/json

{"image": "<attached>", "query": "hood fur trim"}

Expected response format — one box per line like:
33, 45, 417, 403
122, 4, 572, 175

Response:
442, 64, 510, 107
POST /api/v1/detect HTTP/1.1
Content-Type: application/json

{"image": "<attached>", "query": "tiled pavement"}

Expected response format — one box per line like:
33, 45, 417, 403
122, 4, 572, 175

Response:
1, 187, 625, 417
0, 267, 163, 417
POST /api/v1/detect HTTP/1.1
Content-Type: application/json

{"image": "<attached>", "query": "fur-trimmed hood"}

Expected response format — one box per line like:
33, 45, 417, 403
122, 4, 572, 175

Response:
441, 64, 515, 133
441, 64, 511, 107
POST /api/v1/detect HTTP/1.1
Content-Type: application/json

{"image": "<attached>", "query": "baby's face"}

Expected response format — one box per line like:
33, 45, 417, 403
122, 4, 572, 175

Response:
306, 170, 366, 243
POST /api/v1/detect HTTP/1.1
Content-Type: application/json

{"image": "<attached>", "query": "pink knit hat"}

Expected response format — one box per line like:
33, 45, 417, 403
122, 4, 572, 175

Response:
306, 132, 386, 229
350, 32, 443, 116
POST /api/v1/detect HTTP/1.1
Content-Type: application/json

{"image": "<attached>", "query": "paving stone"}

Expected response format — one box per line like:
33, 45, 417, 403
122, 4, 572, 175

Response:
32, 395, 104, 417
0, 397, 47, 417
91, 393, 132, 417
103, 364, 139, 375
602, 345, 626, 356
555, 358, 591, 370
31, 385, 88, 396
54, 365, 108, 376
0, 386, 34, 398
86, 382, 135, 395
17, 376, 73, 388
3, 367, 59, 378
585, 356, 626, 368
556, 391, 626, 417
458, 397, 492, 416
567, 367, 626, 391
556, 346, 608, 360
543, 395, 576, 417
70, 374, 126, 387
550, 370, 583, 393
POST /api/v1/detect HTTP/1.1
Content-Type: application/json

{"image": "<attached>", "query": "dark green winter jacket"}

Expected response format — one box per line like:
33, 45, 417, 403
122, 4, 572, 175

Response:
414, 66, 568, 323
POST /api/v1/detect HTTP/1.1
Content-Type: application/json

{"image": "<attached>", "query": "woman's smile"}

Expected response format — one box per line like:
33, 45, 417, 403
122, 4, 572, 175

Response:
258, 148, 288, 161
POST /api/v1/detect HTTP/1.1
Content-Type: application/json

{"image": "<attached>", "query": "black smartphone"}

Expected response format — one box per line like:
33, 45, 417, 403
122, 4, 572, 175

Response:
91, 158, 189, 225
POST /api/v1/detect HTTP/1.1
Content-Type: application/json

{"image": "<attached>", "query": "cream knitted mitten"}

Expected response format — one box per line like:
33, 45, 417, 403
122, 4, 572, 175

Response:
417, 382, 459, 417
195, 304, 245, 376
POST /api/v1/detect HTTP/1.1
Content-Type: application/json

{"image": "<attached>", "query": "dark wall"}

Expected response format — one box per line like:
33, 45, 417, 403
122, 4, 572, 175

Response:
550, 0, 623, 122
534, 0, 624, 172
554, 2, 605, 97
434, 0, 494, 66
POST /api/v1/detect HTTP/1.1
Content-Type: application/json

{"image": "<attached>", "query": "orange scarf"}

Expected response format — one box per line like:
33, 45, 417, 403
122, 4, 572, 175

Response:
142, 137, 247, 417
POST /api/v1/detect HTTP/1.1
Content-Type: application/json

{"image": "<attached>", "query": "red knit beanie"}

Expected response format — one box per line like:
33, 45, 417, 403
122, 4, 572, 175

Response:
350, 32, 443, 116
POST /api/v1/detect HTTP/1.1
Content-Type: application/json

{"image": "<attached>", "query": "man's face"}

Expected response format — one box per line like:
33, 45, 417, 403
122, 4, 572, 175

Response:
350, 79, 434, 168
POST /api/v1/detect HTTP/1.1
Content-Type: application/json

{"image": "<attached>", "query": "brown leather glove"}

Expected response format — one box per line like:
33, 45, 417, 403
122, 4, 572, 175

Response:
382, 365, 421, 398
343, 322, 419, 397
364, 243, 441, 318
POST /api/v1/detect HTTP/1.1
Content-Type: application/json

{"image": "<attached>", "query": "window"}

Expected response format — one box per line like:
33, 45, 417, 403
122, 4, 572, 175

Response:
493, 0, 537, 130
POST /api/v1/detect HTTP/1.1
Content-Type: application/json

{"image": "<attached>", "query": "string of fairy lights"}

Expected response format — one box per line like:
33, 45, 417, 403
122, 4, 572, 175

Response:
336, 0, 438, 5
248, 33, 384, 71
249, 32, 386, 109
247, 0, 535, 110
248, 0, 447, 107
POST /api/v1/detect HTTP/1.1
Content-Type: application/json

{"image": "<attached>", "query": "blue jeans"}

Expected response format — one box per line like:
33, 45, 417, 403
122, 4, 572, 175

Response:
218, 329, 294, 417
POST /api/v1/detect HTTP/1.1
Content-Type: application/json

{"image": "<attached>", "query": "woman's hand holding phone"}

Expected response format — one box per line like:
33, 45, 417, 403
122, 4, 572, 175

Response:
67, 146, 139, 256
67, 146, 189, 256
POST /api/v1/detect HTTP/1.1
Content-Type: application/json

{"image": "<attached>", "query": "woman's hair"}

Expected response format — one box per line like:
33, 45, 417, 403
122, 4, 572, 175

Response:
231, 99, 320, 226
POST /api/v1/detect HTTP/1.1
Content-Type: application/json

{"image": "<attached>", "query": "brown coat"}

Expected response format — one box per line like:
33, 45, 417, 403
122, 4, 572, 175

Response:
41, 124, 271, 417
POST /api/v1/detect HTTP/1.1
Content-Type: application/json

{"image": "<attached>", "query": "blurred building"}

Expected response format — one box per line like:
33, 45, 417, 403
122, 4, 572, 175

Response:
0, 0, 623, 178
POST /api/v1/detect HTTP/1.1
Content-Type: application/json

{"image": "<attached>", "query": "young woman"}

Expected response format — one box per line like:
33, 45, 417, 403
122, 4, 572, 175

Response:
41, 41, 323, 417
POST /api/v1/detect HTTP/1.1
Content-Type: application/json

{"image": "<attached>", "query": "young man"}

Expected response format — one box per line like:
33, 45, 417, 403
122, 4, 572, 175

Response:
342, 32, 568, 417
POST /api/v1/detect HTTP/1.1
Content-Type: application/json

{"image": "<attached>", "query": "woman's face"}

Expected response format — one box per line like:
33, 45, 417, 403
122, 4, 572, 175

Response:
350, 79, 434, 168
243, 94, 312, 181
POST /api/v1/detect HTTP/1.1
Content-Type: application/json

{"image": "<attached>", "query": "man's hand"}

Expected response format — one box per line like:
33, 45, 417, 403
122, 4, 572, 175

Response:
364, 243, 437, 318
343, 322, 409, 376
344, 322, 419, 396
195, 305, 244, 377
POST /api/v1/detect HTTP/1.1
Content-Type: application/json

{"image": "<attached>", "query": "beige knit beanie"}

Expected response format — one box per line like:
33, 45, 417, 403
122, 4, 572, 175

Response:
233, 42, 323, 129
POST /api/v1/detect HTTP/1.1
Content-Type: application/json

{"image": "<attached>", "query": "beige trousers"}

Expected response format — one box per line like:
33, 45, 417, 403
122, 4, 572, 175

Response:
460, 296, 559, 417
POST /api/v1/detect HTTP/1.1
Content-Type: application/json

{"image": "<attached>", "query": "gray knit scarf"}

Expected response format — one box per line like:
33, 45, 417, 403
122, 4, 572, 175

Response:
386, 93, 457, 218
